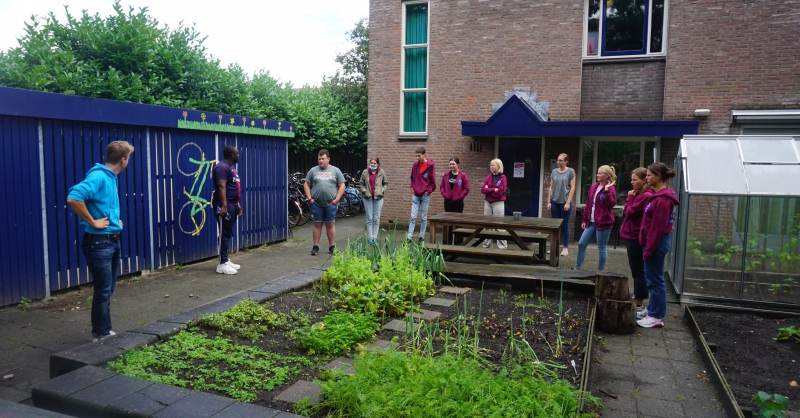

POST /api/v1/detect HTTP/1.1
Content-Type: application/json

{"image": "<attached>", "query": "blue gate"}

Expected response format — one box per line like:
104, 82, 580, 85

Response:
0, 87, 292, 306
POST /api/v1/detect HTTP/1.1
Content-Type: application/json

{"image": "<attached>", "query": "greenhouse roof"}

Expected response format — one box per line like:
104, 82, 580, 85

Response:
680, 135, 800, 196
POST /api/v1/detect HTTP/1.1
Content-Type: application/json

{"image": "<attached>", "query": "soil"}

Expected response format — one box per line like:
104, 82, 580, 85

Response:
187, 284, 594, 414
692, 309, 800, 411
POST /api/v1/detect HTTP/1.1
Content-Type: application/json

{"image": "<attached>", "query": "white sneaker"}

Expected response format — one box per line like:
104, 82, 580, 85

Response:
637, 308, 648, 319
482, 239, 493, 248
497, 240, 507, 249
637, 316, 664, 328
225, 261, 241, 270
216, 263, 237, 275
92, 330, 116, 343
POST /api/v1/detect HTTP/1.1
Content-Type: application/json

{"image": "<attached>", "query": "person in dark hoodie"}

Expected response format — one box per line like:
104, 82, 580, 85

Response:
67, 140, 133, 343
636, 162, 679, 329
408, 147, 436, 242
440, 157, 470, 213
620, 167, 654, 311
575, 165, 617, 271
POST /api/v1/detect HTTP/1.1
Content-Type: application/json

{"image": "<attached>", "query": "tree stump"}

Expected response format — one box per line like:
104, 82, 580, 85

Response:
594, 273, 631, 301
596, 299, 637, 335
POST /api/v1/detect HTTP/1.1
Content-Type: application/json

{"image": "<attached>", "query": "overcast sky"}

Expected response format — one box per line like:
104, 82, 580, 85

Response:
0, 0, 369, 87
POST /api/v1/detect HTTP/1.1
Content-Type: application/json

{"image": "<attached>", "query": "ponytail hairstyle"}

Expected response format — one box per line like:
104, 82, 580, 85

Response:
598, 165, 617, 182
647, 162, 676, 182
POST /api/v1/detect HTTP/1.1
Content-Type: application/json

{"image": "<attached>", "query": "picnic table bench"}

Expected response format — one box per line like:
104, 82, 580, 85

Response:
450, 228, 549, 260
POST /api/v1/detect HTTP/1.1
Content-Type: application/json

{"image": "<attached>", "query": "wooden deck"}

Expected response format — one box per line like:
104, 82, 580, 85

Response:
436, 262, 596, 287
424, 243, 537, 264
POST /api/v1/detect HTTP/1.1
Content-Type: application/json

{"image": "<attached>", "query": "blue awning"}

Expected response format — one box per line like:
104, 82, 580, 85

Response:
461, 95, 698, 137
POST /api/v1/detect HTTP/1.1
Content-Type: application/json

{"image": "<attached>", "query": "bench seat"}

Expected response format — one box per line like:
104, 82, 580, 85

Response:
449, 227, 548, 259
424, 243, 543, 264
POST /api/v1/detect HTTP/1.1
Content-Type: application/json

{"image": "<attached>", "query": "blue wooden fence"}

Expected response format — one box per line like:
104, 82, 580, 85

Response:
0, 87, 292, 307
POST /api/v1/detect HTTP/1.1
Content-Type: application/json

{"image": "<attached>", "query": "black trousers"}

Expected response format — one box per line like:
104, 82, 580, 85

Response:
443, 201, 464, 213
626, 239, 649, 301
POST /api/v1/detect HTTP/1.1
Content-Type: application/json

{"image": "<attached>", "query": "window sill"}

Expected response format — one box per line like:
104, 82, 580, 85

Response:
398, 135, 428, 141
582, 55, 666, 66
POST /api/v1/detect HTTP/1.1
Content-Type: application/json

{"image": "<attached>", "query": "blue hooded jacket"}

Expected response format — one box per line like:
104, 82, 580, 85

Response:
67, 164, 122, 234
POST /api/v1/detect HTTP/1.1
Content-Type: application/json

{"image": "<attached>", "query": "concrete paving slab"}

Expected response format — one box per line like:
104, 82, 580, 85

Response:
632, 357, 672, 371
666, 346, 701, 362
67, 374, 153, 417
670, 359, 705, 376
32, 366, 117, 412
152, 391, 235, 418
211, 401, 282, 418
0, 399, 73, 417
130, 321, 187, 340
382, 319, 418, 333
274, 380, 322, 405
595, 393, 637, 413
637, 382, 681, 401
681, 404, 727, 418
50, 343, 126, 378
438, 286, 470, 295
322, 357, 355, 375
422, 297, 456, 307
98, 331, 158, 352
410, 309, 441, 321
226, 290, 277, 303
0, 366, 50, 392
632, 344, 670, 359
0, 385, 32, 403
365, 339, 393, 353
636, 397, 685, 418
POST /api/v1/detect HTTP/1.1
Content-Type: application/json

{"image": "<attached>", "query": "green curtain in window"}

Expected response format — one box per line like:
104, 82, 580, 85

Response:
404, 3, 428, 132
404, 92, 426, 132
406, 4, 428, 45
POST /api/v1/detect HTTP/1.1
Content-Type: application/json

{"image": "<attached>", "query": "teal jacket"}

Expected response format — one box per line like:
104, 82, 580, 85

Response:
67, 164, 122, 234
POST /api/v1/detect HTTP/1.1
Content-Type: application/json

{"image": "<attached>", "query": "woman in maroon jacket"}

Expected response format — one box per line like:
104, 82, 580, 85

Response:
440, 157, 470, 213
620, 167, 654, 310
481, 158, 507, 249
574, 165, 616, 271
637, 162, 679, 329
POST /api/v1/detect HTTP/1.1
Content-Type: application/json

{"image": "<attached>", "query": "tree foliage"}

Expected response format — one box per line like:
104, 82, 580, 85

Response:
0, 2, 366, 154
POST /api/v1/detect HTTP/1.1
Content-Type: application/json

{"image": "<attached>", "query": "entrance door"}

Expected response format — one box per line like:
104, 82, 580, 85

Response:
498, 138, 542, 217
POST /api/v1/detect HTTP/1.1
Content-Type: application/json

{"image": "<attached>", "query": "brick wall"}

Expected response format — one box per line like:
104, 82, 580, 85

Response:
664, 0, 800, 134
369, 0, 585, 224
581, 60, 666, 120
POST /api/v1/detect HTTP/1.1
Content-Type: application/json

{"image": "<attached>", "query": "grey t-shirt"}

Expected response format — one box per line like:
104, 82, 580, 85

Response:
305, 165, 345, 207
550, 167, 576, 204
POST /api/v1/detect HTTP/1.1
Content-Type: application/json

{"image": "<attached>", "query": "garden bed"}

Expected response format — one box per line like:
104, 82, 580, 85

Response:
690, 307, 800, 413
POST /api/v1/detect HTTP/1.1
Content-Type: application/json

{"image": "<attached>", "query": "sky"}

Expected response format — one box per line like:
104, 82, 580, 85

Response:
0, 0, 369, 87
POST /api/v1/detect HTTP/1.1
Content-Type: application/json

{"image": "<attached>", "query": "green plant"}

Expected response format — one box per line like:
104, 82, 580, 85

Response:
752, 391, 788, 418
293, 310, 379, 355
688, 234, 707, 264
774, 326, 800, 343
175, 264, 186, 271
18, 297, 31, 311
200, 298, 297, 342
108, 329, 311, 402
713, 236, 740, 268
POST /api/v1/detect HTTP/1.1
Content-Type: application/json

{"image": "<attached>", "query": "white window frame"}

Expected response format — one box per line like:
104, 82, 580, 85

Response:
400, 0, 430, 135
577, 137, 661, 207
582, 0, 669, 60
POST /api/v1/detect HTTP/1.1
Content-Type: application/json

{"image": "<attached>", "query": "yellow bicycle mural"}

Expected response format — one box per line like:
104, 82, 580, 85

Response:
177, 143, 217, 236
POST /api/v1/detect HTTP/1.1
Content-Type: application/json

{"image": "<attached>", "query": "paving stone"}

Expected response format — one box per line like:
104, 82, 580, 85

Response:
596, 351, 634, 367
422, 297, 456, 307
131, 321, 187, 340
108, 391, 173, 417
382, 319, 418, 333
631, 344, 670, 359
98, 331, 158, 352
226, 290, 277, 303
667, 346, 700, 362
0, 385, 32, 403
410, 309, 441, 321
637, 381, 681, 401
0, 366, 50, 392
49, 343, 126, 378
597, 411, 636, 418
671, 359, 705, 376
280, 272, 319, 287
250, 280, 304, 295
594, 393, 636, 413
632, 357, 672, 372
322, 357, 355, 375
211, 401, 282, 418
157, 310, 202, 325
438, 286, 470, 295
365, 340, 393, 353
634, 368, 674, 386
152, 391, 235, 418
681, 404, 727, 418
678, 385, 719, 405
0, 398, 73, 417
67, 374, 152, 417
274, 380, 322, 405
637, 397, 684, 417
274, 412, 306, 418
32, 366, 117, 410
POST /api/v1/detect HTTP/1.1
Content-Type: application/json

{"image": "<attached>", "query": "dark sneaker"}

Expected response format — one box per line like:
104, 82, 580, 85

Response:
418, 237, 424, 244
329, 245, 335, 254
311, 246, 319, 256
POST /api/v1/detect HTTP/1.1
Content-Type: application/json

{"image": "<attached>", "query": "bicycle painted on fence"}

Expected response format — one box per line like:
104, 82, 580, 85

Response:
177, 143, 217, 236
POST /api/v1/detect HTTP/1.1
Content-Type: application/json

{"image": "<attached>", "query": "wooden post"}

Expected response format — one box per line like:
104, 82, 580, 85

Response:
596, 298, 637, 334
594, 272, 631, 301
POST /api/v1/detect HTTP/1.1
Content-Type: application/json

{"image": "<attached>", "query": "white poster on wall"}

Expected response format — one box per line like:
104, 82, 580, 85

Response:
513, 162, 525, 178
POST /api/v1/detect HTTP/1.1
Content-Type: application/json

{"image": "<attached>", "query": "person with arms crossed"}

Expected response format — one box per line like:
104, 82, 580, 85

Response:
547, 153, 576, 256
213, 145, 242, 275
358, 157, 389, 245
305, 149, 346, 255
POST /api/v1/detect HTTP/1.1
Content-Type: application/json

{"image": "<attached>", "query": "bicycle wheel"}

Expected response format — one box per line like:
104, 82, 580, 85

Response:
298, 199, 312, 226
345, 190, 362, 216
288, 198, 303, 228
336, 198, 349, 218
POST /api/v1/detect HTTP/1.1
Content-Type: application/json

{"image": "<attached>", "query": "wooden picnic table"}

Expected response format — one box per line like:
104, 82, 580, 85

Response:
427, 212, 563, 267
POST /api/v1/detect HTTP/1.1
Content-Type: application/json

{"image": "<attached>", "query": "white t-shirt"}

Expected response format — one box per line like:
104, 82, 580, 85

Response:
590, 185, 602, 223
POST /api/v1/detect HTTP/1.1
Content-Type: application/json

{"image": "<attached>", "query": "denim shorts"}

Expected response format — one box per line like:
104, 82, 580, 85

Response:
311, 203, 337, 223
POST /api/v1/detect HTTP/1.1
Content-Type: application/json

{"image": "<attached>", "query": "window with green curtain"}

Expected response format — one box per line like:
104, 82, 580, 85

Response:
403, 3, 428, 133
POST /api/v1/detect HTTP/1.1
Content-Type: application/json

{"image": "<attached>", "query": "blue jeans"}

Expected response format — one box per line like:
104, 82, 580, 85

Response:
82, 234, 121, 337
550, 200, 572, 249
408, 194, 431, 240
644, 235, 671, 319
363, 198, 384, 240
216, 203, 239, 264
575, 223, 612, 271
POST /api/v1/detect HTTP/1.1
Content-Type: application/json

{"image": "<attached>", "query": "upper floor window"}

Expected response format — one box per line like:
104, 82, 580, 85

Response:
585, 0, 667, 58
401, 2, 428, 134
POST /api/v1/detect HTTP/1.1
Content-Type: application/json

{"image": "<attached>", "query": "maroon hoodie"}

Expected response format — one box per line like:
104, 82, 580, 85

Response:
440, 171, 470, 203
481, 174, 507, 203
620, 187, 655, 240
581, 182, 616, 230
639, 187, 680, 262
410, 159, 436, 196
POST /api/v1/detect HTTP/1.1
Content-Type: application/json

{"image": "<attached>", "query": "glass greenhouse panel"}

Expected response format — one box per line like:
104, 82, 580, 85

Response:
684, 140, 747, 194
744, 165, 800, 195
739, 138, 799, 163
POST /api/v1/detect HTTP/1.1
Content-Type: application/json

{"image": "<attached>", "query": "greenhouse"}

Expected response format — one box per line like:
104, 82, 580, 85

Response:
669, 135, 800, 312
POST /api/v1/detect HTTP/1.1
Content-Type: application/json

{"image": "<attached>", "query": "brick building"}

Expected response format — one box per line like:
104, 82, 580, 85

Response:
367, 0, 800, 240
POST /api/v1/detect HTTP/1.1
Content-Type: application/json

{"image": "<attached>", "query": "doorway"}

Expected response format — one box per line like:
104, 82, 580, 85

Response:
498, 137, 542, 217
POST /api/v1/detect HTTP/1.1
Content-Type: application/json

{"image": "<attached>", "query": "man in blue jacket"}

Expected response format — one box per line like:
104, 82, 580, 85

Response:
67, 141, 133, 343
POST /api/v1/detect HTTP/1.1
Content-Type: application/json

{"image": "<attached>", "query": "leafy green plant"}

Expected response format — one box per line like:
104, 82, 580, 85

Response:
175, 264, 186, 271
688, 234, 707, 264
108, 329, 311, 402
713, 236, 741, 268
774, 326, 800, 343
18, 297, 31, 311
293, 310, 379, 355
200, 298, 299, 342
752, 391, 788, 418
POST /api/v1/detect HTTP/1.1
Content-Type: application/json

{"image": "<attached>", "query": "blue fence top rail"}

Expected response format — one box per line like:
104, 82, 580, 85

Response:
0, 86, 295, 137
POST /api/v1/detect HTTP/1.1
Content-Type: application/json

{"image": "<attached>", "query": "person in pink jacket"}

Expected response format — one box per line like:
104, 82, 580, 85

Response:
637, 162, 679, 329
440, 157, 470, 213
481, 159, 508, 249
408, 147, 436, 242
574, 165, 616, 271
620, 167, 654, 310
